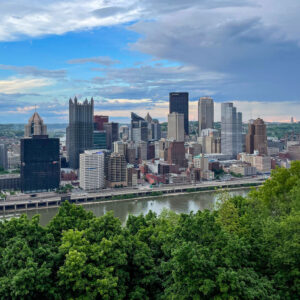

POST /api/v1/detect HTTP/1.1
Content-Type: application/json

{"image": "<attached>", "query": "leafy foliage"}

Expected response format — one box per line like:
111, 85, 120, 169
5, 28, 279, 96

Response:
0, 162, 299, 299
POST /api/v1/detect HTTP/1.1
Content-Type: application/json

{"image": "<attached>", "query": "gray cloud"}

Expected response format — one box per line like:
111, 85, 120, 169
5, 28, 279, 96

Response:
68, 56, 120, 66
0, 64, 66, 78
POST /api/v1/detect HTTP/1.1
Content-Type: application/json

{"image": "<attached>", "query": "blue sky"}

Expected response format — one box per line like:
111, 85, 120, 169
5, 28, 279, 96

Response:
0, 0, 300, 123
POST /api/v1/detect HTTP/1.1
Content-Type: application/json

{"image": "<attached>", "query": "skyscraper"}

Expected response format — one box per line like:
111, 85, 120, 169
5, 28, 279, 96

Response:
169, 92, 189, 135
66, 97, 94, 169
21, 112, 60, 192
168, 112, 185, 142
79, 150, 105, 191
0, 144, 8, 170
246, 118, 268, 155
107, 152, 127, 187
24, 112, 47, 137
131, 112, 148, 142
198, 97, 214, 133
104, 122, 119, 150
94, 115, 109, 131
221, 103, 242, 158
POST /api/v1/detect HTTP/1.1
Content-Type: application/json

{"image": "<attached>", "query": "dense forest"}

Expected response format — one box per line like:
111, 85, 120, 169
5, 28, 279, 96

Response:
0, 162, 299, 299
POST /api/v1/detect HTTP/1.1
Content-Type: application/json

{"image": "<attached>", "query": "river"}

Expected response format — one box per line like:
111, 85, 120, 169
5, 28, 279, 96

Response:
1, 188, 250, 226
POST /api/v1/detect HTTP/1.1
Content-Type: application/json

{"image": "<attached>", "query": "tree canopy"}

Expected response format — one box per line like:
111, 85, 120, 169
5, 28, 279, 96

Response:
0, 162, 299, 299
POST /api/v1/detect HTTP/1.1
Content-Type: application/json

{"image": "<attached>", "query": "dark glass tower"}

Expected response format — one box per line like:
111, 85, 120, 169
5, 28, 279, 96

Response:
131, 112, 148, 142
104, 122, 119, 150
66, 97, 94, 169
21, 136, 60, 192
169, 92, 189, 135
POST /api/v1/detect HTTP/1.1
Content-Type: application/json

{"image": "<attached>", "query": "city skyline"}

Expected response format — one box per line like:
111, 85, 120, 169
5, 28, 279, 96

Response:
1, 1, 300, 123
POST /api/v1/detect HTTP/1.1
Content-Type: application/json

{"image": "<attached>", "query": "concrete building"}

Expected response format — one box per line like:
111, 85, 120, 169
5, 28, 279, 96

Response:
107, 152, 127, 187
246, 118, 268, 155
66, 97, 94, 169
24, 112, 47, 137
169, 92, 189, 135
239, 152, 271, 173
79, 150, 105, 191
230, 164, 257, 176
131, 113, 148, 142
287, 144, 300, 161
198, 97, 214, 133
167, 141, 187, 168
138, 141, 148, 161
113, 141, 127, 157
0, 144, 8, 170
119, 125, 130, 140
200, 129, 221, 154
168, 112, 185, 142
127, 165, 138, 187
0, 174, 21, 190
221, 103, 242, 158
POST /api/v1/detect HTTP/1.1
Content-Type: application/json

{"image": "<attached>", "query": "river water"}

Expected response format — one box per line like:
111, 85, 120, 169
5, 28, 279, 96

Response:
2, 188, 249, 226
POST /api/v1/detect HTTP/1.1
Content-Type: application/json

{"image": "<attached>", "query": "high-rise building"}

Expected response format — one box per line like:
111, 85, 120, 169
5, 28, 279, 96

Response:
104, 122, 119, 150
198, 97, 214, 133
107, 152, 127, 187
246, 118, 268, 155
94, 115, 109, 131
113, 141, 127, 157
138, 141, 148, 161
119, 125, 130, 140
24, 112, 47, 137
169, 92, 189, 135
167, 141, 187, 168
131, 113, 148, 142
221, 103, 242, 158
67, 97, 94, 169
79, 150, 105, 191
93, 131, 107, 149
168, 112, 184, 142
200, 129, 221, 154
0, 144, 8, 170
152, 119, 161, 141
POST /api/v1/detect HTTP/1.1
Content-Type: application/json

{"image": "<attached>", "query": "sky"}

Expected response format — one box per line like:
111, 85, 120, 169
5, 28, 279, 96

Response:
0, 0, 300, 123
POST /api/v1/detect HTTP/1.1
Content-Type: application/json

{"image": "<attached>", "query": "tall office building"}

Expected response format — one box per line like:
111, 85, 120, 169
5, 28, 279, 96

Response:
24, 112, 47, 137
107, 152, 127, 187
168, 112, 185, 142
169, 92, 189, 135
94, 115, 109, 131
67, 97, 94, 169
93, 131, 107, 149
21, 112, 60, 192
152, 119, 161, 141
167, 141, 187, 168
221, 103, 243, 158
0, 144, 8, 170
113, 141, 127, 157
198, 97, 214, 133
246, 118, 268, 155
131, 113, 148, 142
104, 122, 119, 150
79, 150, 105, 191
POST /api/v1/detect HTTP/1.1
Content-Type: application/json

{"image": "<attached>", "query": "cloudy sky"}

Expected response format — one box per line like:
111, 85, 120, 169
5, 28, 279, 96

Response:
0, 0, 300, 123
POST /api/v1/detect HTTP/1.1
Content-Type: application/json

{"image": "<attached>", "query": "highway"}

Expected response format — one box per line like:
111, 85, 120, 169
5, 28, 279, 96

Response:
0, 177, 264, 212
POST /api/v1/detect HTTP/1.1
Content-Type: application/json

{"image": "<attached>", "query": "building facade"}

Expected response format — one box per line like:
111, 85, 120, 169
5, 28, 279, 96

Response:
169, 92, 189, 135
107, 152, 127, 187
24, 112, 47, 137
0, 144, 8, 170
167, 112, 185, 142
66, 97, 94, 169
246, 118, 268, 155
79, 150, 105, 191
198, 97, 214, 133
221, 103, 243, 158
131, 113, 148, 142
94, 115, 109, 131
104, 122, 119, 150
21, 136, 60, 192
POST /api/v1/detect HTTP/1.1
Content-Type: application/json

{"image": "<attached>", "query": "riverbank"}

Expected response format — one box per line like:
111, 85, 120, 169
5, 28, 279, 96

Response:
0, 184, 259, 215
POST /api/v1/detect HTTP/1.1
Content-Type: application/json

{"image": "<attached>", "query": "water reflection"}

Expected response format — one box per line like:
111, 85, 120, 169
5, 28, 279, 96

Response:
2, 189, 249, 226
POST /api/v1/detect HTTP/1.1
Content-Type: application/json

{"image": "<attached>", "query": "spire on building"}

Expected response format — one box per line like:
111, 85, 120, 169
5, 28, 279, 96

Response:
24, 111, 47, 137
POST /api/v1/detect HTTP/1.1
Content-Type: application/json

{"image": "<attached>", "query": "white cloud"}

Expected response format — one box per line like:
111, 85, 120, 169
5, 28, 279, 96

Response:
0, 78, 52, 93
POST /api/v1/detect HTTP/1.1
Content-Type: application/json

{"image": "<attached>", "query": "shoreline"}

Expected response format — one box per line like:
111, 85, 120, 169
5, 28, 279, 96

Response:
0, 185, 257, 216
